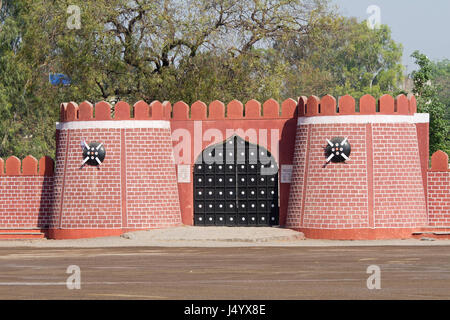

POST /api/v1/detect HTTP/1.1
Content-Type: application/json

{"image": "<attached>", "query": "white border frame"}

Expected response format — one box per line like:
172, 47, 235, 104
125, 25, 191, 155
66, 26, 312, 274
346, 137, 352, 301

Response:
297, 113, 429, 125
56, 120, 170, 130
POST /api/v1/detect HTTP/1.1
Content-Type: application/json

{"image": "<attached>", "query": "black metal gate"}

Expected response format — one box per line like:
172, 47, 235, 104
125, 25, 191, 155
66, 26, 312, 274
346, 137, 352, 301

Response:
194, 135, 279, 226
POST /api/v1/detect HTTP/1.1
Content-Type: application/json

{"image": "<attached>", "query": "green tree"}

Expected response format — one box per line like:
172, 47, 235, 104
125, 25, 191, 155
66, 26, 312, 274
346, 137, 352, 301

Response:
0, 0, 334, 159
171, 49, 288, 104
430, 59, 450, 122
0, 0, 55, 159
24, 0, 332, 103
411, 51, 449, 155
278, 16, 404, 100
0, 0, 413, 161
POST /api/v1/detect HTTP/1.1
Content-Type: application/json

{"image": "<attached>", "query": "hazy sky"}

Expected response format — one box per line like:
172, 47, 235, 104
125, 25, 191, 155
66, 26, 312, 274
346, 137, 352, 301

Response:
332, 0, 450, 73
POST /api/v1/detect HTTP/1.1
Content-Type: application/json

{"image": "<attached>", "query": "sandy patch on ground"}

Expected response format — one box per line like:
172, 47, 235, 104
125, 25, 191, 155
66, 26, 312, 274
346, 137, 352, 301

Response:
0, 226, 449, 247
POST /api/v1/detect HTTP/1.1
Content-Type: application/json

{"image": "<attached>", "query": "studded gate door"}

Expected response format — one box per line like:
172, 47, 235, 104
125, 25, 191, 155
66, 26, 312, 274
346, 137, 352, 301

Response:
194, 135, 279, 226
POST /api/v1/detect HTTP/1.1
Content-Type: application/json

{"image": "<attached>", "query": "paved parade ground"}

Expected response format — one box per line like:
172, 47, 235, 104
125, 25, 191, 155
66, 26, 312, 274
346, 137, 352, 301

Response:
0, 245, 449, 300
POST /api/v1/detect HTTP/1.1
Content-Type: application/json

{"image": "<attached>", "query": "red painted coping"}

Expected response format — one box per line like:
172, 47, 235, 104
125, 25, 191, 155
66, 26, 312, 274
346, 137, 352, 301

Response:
134, 100, 150, 120
169, 98, 297, 120
172, 101, 189, 120
78, 101, 93, 120
0, 156, 55, 176
163, 101, 172, 119
338, 95, 355, 115
5, 156, 21, 175
379, 94, 394, 114
22, 155, 38, 175
297, 96, 307, 116
408, 94, 417, 114
39, 156, 54, 176
360, 94, 376, 114
114, 101, 131, 120
59, 93, 423, 121
320, 95, 336, 115
227, 100, 243, 119
281, 98, 298, 118
245, 99, 261, 118
66, 102, 79, 121
395, 94, 409, 114
209, 100, 225, 119
150, 101, 164, 120
191, 101, 207, 120
60, 103, 68, 122
430, 150, 449, 172
95, 101, 112, 120
306, 96, 320, 116
263, 99, 279, 118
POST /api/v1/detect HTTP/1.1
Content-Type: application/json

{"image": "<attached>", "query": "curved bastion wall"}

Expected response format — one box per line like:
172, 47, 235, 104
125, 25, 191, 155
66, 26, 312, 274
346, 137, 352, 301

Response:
49, 101, 182, 239
286, 94, 431, 239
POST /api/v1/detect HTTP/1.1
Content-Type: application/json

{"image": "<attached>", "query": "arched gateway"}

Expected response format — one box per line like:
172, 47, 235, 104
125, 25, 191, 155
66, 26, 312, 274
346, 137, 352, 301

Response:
193, 135, 279, 226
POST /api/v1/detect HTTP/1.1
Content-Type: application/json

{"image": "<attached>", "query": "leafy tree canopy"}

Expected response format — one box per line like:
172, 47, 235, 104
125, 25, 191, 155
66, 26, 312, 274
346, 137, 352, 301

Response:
0, 0, 414, 160
278, 16, 404, 100
411, 51, 450, 155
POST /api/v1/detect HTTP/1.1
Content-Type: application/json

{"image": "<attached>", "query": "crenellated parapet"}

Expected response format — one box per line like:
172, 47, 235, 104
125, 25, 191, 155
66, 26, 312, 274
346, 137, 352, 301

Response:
171, 99, 298, 120
0, 156, 54, 176
297, 93, 417, 116
427, 150, 450, 227
59, 98, 299, 122
0, 156, 54, 231
58, 93, 418, 122
1, 92, 448, 240
430, 150, 449, 172
59, 100, 172, 122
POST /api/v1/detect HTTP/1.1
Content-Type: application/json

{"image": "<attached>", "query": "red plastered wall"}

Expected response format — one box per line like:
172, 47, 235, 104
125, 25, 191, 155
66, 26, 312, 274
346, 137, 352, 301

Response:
372, 123, 427, 227
170, 109, 298, 227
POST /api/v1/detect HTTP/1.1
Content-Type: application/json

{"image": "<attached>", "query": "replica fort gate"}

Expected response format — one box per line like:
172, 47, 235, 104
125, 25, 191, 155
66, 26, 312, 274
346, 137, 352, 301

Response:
0, 94, 448, 240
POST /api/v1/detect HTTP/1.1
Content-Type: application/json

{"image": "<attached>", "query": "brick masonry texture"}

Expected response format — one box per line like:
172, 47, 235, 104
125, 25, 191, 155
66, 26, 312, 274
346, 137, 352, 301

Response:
0, 176, 53, 229
287, 124, 370, 229
372, 123, 427, 228
48, 124, 181, 235
285, 126, 308, 228
125, 128, 181, 229
286, 122, 432, 234
428, 172, 450, 226
55, 128, 123, 229
0, 94, 448, 239
303, 124, 369, 229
